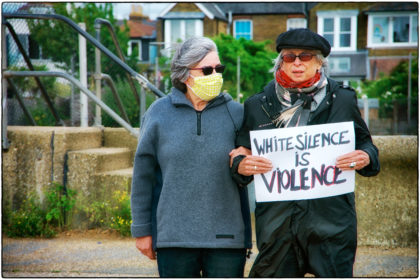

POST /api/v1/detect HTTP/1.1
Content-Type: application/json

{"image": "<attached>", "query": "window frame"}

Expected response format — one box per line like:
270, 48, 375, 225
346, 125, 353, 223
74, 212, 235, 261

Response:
287, 18, 307, 30
164, 19, 203, 49
329, 57, 351, 73
128, 40, 142, 60
233, 19, 253, 40
367, 12, 418, 48
317, 10, 359, 52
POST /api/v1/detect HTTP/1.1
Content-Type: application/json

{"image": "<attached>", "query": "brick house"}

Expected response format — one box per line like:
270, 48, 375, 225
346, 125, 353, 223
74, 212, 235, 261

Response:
217, 3, 315, 51
156, 2, 315, 53
308, 2, 418, 84
156, 3, 228, 54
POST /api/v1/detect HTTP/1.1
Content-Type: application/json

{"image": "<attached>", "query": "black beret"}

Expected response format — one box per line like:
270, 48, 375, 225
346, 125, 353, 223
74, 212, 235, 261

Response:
276, 28, 331, 57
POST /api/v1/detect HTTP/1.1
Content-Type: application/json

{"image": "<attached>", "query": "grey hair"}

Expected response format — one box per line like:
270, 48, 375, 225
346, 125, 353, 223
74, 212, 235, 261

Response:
271, 49, 329, 77
171, 37, 218, 93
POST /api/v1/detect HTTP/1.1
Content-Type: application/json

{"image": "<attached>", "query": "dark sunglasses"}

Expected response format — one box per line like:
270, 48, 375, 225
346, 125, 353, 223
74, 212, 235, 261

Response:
282, 53, 315, 63
189, 64, 225, 75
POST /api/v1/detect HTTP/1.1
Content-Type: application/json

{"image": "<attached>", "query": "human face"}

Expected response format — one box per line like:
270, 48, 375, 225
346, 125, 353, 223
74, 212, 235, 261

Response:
280, 49, 322, 83
186, 51, 221, 86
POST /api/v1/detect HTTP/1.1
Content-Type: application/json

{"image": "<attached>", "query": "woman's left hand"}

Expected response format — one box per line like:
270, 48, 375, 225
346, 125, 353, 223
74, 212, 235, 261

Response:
229, 146, 252, 167
336, 150, 370, 171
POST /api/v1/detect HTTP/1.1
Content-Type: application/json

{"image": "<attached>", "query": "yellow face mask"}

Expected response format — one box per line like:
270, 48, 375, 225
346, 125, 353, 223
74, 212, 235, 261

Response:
187, 73, 223, 101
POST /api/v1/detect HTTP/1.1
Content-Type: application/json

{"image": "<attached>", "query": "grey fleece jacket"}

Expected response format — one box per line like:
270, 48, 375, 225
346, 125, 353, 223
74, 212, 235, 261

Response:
131, 87, 245, 249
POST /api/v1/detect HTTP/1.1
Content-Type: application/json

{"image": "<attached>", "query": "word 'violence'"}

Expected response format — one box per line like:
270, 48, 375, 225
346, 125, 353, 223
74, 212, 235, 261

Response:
261, 164, 346, 193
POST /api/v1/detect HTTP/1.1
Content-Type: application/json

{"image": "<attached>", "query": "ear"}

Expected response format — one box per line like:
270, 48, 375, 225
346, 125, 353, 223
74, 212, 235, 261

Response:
185, 76, 194, 87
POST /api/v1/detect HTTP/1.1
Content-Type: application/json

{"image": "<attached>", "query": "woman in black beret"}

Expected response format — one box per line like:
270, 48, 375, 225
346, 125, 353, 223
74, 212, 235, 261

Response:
230, 28, 380, 277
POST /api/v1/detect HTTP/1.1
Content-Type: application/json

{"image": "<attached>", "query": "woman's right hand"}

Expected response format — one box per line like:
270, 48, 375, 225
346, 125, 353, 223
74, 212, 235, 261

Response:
135, 235, 156, 260
237, 155, 273, 176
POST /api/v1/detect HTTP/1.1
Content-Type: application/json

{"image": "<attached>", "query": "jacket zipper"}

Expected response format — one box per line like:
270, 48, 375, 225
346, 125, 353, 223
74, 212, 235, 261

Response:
196, 111, 202, 136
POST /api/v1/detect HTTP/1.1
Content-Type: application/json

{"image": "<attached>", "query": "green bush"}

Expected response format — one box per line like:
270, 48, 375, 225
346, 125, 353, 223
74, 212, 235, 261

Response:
360, 55, 418, 119
81, 190, 132, 236
101, 78, 157, 127
212, 34, 277, 101
45, 182, 77, 231
3, 183, 76, 238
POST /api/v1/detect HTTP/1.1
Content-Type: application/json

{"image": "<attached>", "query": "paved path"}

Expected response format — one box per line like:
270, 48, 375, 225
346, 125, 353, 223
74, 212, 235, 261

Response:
2, 230, 418, 277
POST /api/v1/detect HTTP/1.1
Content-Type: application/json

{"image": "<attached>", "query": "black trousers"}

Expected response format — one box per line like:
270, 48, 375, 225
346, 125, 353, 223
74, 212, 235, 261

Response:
157, 247, 246, 278
250, 195, 357, 277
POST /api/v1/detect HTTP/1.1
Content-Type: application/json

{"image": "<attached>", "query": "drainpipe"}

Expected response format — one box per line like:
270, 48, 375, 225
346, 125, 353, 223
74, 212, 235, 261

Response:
227, 11, 232, 35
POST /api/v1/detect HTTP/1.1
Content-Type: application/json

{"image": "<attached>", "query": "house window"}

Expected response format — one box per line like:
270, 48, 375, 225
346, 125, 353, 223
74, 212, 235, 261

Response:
317, 10, 358, 51
128, 40, 141, 60
164, 19, 203, 49
234, 20, 252, 40
368, 13, 418, 47
287, 18, 307, 30
329, 57, 351, 73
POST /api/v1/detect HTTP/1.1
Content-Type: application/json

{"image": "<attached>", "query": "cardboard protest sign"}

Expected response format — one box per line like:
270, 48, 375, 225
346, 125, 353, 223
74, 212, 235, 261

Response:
250, 122, 355, 202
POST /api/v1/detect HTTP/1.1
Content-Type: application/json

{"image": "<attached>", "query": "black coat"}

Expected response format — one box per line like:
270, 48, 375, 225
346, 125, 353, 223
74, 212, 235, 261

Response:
231, 78, 380, 277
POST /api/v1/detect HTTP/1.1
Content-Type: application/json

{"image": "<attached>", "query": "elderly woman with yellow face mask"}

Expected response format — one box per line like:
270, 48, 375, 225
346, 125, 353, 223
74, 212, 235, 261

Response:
130, 37, 252, 278
230, 28, 380, 277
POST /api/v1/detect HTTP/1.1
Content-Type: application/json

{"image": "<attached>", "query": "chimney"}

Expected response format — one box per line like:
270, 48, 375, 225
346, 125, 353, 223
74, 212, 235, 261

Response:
129, 4, 146, 20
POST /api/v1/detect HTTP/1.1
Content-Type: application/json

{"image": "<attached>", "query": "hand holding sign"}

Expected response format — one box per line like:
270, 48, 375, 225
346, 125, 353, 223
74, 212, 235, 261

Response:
336, 150, 370, 171
250, 122, 356, 202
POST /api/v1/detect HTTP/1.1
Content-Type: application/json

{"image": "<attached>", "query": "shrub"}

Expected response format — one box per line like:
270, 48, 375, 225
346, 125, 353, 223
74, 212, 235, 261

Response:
3, 183, 76, 238
360, 55, 418, 119
101, 78, 156, 127
212, 34, 277, 101
82, 190, 132, 236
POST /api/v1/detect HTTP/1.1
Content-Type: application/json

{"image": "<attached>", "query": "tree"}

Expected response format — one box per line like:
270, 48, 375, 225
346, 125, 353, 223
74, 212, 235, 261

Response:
28, 3, 137, 80
360, 56, 418, 120
212, 34, 277, 101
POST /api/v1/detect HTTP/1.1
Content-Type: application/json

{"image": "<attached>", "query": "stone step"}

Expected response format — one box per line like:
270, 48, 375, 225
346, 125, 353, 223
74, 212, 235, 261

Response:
103, 128, 138, 150
68, 147, 133, 174
93, 168, 134, 200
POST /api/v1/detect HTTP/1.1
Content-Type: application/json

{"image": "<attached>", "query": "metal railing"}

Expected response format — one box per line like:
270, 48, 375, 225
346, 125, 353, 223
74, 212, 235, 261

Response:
94, 18, 141, 105
4, 71, 140, 138
3, 13, 165, 98
2, 12, 166, 147
4, 21, 65, 126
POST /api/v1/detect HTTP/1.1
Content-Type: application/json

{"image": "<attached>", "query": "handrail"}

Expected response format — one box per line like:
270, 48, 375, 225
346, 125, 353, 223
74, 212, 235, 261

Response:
101, 73, 130, 123
4, 71, 139, 138
4, 21, 65, 125
95, 18, 140, 105
3, 13, 165, 98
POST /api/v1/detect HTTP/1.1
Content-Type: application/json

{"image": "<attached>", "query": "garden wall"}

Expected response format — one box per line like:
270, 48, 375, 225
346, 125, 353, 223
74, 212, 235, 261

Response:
2, 126, 418, 247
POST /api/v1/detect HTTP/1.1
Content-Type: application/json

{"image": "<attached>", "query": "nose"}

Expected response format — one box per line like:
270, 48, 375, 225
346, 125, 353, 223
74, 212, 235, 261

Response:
293, 57, 303, 65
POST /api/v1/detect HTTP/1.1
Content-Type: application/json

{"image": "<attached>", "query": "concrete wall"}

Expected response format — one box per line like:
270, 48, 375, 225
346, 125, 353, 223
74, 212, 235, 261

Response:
3, 126, 102, 209
2, 127, 418, 247
355, 136, 418, 247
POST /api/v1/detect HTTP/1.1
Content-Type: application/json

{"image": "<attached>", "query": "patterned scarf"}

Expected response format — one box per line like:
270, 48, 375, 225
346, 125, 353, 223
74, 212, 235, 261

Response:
273, 68, 328, 128
276, 69, 321, 89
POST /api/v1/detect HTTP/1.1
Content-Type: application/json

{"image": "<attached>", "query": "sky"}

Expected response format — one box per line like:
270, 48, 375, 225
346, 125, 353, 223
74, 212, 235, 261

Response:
112, 3, 170, 20
1, 2, 170, 20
